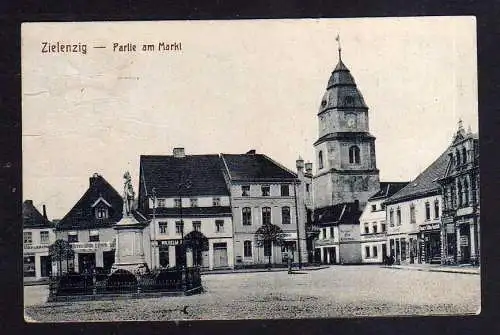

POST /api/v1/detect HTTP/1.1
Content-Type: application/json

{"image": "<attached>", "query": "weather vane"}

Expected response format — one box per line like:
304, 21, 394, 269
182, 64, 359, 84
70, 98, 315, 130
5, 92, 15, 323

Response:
335, 33, 342, 61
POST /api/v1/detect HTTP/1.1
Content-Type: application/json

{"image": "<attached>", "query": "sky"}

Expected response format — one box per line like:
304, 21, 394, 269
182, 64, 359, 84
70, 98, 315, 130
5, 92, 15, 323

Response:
22, 17, 478, 220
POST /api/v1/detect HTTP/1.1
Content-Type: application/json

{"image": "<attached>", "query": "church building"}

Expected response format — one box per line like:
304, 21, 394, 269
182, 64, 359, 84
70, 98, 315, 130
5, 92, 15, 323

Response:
312, 40, 380, 264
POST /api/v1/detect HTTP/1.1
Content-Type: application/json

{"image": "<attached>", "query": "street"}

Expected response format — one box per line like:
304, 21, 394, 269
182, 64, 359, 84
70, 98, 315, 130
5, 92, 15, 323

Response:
24, 265, 480, 321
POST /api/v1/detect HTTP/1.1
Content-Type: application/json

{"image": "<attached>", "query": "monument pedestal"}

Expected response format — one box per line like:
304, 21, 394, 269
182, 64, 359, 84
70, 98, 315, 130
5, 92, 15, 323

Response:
111, 214, 149, 275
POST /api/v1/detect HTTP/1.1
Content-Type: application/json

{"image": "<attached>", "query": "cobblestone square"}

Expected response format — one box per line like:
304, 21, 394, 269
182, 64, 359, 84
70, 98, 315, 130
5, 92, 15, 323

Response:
24, 266, 480, 321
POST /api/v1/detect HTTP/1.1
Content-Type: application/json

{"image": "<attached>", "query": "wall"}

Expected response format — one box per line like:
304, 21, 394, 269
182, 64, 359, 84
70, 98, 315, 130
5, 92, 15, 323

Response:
360, 198, 387, 263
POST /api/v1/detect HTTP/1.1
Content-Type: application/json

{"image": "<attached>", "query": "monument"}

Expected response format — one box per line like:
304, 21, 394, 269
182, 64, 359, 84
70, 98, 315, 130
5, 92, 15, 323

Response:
111, 171, 149, 275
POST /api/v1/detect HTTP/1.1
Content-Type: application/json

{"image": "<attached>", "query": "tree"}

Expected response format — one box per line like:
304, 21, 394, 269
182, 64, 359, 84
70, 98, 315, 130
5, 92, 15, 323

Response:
254, 224, 285, 267
48, 239, 75, 276
184, 231, 209, 266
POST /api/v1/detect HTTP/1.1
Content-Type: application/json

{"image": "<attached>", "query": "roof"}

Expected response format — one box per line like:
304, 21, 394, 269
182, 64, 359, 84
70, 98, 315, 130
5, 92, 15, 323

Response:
23, 200, 52, 229
57, 174, 124, 230
221, 153, 297, 182
140, 155, 229, 198
313, 202, 362, 226
369, 182, 410, 200
385, 149, 450, 204
152, 206, 232, 218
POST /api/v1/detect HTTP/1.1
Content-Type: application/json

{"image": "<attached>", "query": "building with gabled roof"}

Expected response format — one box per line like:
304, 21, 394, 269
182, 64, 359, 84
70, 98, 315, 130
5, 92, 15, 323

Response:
139, 148, 233, 270
23, 200, 56, 281
359, 182, 409, 264
55, 173, 124, 274
221, 150, 307, 267
384, 148, 450, 264
438, 121, 479, 265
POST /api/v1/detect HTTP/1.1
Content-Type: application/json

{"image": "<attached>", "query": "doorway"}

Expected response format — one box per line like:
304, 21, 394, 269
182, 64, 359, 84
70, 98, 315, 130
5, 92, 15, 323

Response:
78, 253, 96, 274
40, 255, 52, 277
213, 243, 228, 268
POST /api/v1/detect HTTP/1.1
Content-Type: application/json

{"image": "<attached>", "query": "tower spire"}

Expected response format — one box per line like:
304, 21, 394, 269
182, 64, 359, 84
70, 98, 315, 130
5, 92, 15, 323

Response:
335, 33, 342, 61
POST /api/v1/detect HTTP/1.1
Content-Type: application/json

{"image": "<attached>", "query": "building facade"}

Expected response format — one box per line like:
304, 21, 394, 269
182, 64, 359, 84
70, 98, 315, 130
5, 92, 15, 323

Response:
23, 200, 56, 281
359, 182, 408, 263
55, 173, 123, 274
384, 150, 449, 264
221, 151, 307, 266
139, 148, 234, 270
438, 122, 480, 265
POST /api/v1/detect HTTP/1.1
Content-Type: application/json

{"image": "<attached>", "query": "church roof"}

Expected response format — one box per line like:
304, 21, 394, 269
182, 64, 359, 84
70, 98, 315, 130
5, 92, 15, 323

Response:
23, 200, 52, 229
385, 148, 450, 205
221, 152, 297, 182
319, 58, 368, 113
57, 173, 123, 230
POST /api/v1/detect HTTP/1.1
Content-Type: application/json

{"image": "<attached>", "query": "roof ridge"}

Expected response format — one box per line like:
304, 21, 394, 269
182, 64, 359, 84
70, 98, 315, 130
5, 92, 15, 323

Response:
260, 154, 298, 180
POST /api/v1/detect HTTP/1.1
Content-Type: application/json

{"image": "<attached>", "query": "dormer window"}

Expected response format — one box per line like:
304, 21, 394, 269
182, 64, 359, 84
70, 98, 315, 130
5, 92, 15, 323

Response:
261, 186, 270, 197
212, 197, 221, 206
96, 207, 108, 219
157, 199, 166, 208
241, 185, 250, 196
190, 198, 198, 207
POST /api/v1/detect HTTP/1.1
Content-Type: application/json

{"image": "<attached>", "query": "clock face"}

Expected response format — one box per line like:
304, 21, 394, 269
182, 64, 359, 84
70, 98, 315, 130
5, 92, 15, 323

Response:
346, 114, 356, 128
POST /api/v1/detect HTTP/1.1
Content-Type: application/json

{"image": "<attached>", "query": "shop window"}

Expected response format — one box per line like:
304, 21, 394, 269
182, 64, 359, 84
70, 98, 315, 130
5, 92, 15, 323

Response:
281, 185, 290, 196
262, 207, 271, 225
281, 207, 291, 225
365, 246, 370, 258
40, 231, 49, 244
159, 221, 168, 234
193, 221, 201, 232
244, 240, 252, 258
23, 231, 32, 245
261, 186, 270, 197
23, 256, 36, 277
241, 185, 250, 196
215, 220, 224, 233
242, 207, 252, 225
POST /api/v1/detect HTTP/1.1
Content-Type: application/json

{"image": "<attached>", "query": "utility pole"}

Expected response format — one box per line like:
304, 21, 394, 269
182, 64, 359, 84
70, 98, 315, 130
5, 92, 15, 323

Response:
151, 187, 156, 269
293, 181, 302, 269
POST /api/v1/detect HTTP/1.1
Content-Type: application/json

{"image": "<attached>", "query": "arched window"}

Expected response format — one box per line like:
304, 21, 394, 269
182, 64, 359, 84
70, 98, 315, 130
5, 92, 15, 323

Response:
318, 151, 324, 169
462, 147, 467, 164
456, 149, 461, 166
464, 178, 469, 205
349, 146, 360, 164
434, 200, 440, 219
457, 181, 462, 207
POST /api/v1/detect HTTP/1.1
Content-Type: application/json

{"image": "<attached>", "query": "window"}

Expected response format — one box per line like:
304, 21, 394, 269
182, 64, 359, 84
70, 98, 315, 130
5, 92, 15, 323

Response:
364, 223, 369, 234
96, 207, 108, 219
373, 246, 378, 258
372, 223, 378, 233
89, 233, 99, 242
23, 232, 32, 245
68, 233, 78, 243
261, 186, 270, 197
281, 207, 291, 225
242, 207, 252, 225
215, 220, 224, 233
464, 179, 469, 205
306, 184, 310, 192
389, 209, 394, 227
425, 202, 431, 220
262, 207, 271, 225
175, 221, 183, 235
456, 149, 461, 166
322, 228, 327, 239
345, 95, 354, 105
157, 199, 166, 208
457, 181, 463, 207
349, 145, 361, 164
174, 199, 181, 208
244, 240, 252, 257
212, 197, 221, 206
40, 231, 49, 244
193, 221, 201, 232
330, 227, 334, 239
365, 246, 370, 258
396, 207, 401, 226
381, 222, 386, 232
159, 222, 168, 234
371, 204, 377, 212
23, 256, 36, 277
264, 240, 272, 257
190, 198, 198, 207
462, 147, 467, 165
410, 204, 416, 224
241, 185, 250, 196
434, 200, 440, 219
318, 151, 324, 169
281, 185, 290, 196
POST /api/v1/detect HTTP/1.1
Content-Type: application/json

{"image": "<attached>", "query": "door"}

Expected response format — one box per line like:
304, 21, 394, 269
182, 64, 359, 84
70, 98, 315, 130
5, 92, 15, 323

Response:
201, 250, 209, 269
213, 243, 228, 268
78, 253, 96, 274
40, 255, 52, 277
382, 243, 387, 262
328, 248, 336, 264
103, 251, 115, 273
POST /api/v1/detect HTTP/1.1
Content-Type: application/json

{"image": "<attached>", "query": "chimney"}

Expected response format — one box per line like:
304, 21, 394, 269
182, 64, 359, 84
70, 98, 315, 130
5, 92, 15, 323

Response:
246, 149, 256, 155
42, 204, 47, 219
296, 156, 304, 172
89, 173, 100, 187
305, 162, 313, 175
173, 147, 185, 158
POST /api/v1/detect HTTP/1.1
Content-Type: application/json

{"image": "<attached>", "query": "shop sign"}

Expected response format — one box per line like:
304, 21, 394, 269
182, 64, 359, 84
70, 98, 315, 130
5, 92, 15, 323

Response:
431, 223, 440, 230
280, 232, 297, 240
158, 239, 181, 246
460, 236, 469, 247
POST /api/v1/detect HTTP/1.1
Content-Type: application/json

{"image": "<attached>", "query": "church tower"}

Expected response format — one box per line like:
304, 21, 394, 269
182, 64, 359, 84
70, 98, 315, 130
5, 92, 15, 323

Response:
313, 38, 380, 210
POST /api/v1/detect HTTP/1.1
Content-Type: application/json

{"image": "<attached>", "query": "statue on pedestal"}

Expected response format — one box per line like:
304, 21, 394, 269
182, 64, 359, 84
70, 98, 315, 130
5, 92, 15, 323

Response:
123, 171, 135, 216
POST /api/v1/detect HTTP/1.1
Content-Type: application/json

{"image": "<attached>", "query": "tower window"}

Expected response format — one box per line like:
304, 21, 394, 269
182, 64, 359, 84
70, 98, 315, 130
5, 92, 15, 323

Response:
318, 151, 324, 169
349, 146, 361, 164
344, 95, 354, 105
462, 147, 467, 164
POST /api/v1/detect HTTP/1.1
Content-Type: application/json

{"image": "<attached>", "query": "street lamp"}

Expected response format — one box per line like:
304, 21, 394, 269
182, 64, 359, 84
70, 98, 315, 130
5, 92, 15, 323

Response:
149, 187, 157, 270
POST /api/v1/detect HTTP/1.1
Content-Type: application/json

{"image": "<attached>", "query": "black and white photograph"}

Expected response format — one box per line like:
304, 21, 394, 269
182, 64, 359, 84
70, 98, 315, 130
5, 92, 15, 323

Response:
21, 17, 480, 321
